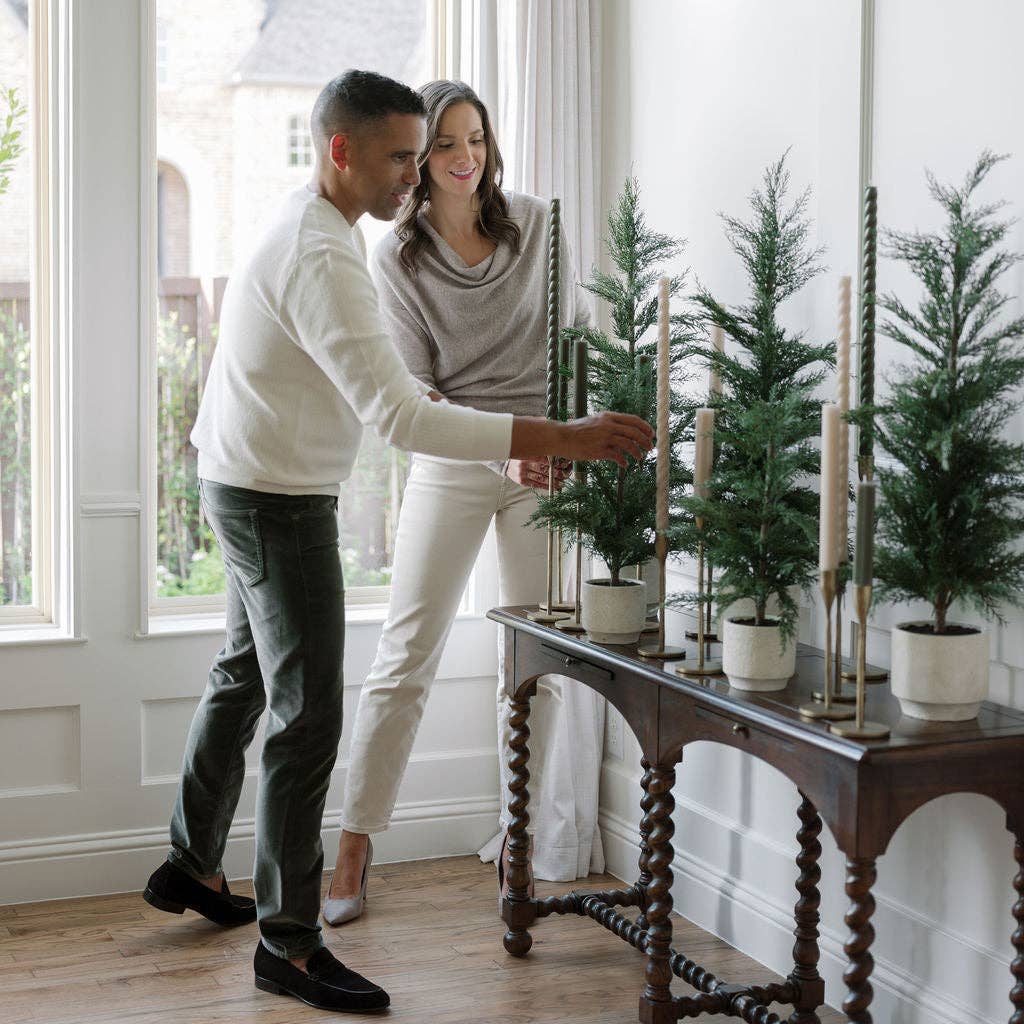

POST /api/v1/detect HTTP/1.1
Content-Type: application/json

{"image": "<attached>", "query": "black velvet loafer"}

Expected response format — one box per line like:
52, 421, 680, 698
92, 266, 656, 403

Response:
143, 860, 257, 927
253, 943, 390, 1013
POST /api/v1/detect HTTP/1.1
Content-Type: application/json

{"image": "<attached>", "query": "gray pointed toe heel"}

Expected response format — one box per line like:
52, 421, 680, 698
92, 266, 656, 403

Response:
323, 838, 372, 926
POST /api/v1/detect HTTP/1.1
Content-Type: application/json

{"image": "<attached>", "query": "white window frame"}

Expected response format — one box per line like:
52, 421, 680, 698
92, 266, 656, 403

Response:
155, 18, 168, 87
139, 0, 454, 635
0, 0, 76, 643
286, 113, 312, 168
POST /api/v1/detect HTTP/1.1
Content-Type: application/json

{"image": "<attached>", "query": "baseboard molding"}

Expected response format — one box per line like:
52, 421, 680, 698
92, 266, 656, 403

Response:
0, 794, 500, 906
599, 806, 1000, 1024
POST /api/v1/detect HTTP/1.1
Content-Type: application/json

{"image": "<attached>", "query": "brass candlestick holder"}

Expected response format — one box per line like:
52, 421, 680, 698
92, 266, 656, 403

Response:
841, 620, 888, 681
676, 537, 723, 677
555, 525, 586, 633
548, 528, 574, 613
528, 458, 569, 625
830, 583, 890, 739
841, 456, 887, 683
684, 554, 720, 643
818, 581, 855, 703
638, 534, 685, 659
556, 467, 587, 634
800, 569, 854, 721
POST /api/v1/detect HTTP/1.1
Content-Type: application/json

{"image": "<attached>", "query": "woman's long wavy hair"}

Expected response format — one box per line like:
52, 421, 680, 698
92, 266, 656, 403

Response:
397, 80, 520, 272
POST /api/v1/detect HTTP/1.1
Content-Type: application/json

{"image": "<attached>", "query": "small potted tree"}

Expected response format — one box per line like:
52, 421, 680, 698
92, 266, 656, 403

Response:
532, 178, 693, 644
684, 154, 834, 689
858, 151, 1024, 720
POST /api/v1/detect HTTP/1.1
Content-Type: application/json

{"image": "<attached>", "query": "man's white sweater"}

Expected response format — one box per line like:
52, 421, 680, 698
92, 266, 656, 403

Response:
191, 187, 513, 495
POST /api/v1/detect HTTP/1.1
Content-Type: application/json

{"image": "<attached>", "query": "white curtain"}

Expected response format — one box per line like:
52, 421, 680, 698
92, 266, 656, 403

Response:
459, 0, 607, 880
448, 0, 603, 289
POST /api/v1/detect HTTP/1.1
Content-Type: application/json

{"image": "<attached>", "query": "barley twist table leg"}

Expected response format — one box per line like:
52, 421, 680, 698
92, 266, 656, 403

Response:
637, 756, 654, 932
1011, 836, 1024, 1024
502, 693, 535, 957
639, 763, 676, 1024
842, 857, 877, 1023
788, 793, 824, 1023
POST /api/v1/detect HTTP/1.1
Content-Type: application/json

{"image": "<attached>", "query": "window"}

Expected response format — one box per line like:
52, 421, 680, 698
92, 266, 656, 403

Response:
0, 0, 52, 625
156, 19, 168, 86
286, 114, 312, 168
149, 0, 433, 614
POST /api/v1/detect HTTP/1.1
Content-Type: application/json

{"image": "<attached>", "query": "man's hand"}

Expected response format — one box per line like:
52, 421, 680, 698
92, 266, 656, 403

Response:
506, 457, 570, 491
563, 412, 655, 468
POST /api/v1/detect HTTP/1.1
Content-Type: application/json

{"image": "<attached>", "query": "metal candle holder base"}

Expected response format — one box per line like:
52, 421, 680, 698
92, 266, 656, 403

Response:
800, 569, 854, 721
528, 608, 569, 624
685, 630, 720, 643
813, 689, 856, 703
555, 618, 585, 633
830, 584, 890, 740
841, 667, 888, 682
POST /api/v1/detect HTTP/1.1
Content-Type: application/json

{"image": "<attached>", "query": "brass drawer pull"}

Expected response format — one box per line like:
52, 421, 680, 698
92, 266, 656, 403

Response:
539, 643, 614, 681
732, 724, 749, 737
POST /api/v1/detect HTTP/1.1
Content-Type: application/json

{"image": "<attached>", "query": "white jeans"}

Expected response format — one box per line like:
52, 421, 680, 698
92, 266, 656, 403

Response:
340, 455, 605, 881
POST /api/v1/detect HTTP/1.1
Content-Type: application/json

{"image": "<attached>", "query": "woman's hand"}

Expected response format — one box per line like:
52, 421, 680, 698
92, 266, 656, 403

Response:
563, 412, 655, 467
506, 457, 570, 491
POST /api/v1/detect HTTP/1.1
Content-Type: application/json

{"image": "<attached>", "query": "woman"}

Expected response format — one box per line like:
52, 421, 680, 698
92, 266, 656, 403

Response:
323, 81, 605, 924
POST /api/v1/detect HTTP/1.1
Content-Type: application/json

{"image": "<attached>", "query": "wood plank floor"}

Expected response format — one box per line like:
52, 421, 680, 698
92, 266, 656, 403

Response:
0, 857, 843, 1023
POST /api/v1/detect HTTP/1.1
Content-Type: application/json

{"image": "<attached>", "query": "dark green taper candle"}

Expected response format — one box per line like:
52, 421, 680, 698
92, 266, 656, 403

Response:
859, 185, 877, 470
546, 198, 561, 422
573, 339, 588, 418
558, 335, 571, 420
573, 339, 588, 477
853, 479, 877, 587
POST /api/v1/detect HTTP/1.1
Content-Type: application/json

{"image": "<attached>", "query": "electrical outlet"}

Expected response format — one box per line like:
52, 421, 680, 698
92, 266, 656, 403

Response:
606, 708, 624, 760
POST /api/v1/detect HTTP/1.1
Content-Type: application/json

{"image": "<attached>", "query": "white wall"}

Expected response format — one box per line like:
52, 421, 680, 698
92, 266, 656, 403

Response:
598, 3, 1023, 1023
0, 0, 506, 904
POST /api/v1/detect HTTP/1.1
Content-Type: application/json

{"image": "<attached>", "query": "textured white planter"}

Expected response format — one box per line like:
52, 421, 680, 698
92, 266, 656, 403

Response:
722, 617, 797, 692
890, 621, 989, 721
716, 586, 802, 638
581, 578, 647, 644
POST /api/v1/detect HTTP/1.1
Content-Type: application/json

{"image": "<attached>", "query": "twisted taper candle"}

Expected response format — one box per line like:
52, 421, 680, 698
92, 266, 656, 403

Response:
546, 198, 561, 423
859, 186, 877, 472
836, 276, 852, 564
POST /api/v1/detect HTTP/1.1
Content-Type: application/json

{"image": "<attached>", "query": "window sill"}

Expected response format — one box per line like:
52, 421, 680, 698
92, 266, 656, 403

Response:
137, 604, 489, 639
0, 623, 87, 648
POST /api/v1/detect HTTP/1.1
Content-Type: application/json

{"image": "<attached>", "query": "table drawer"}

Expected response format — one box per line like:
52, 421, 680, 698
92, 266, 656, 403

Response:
691, 704, 796, 757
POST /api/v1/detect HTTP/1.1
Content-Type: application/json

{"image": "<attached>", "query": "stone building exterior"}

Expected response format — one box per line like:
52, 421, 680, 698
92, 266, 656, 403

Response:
0, 0, 428, 282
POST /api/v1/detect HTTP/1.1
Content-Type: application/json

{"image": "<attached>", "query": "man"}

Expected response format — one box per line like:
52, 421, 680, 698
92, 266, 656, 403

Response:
143, 70, 652, 1014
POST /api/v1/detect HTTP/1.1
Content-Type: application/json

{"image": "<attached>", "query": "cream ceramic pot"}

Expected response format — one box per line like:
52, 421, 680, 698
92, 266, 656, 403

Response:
890, 621, 989, 721
581, 578, 648, 645
722, 617, 797, 692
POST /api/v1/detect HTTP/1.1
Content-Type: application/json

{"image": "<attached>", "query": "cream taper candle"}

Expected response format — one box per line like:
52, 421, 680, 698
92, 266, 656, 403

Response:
819, 403, 840, 571
709, 325, 724, 399
656, 276, 670, 534
694, 408, 714, 500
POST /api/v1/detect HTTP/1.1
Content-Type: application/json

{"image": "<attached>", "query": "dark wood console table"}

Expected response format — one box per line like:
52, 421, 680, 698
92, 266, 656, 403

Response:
488, 606, 1024, 1024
